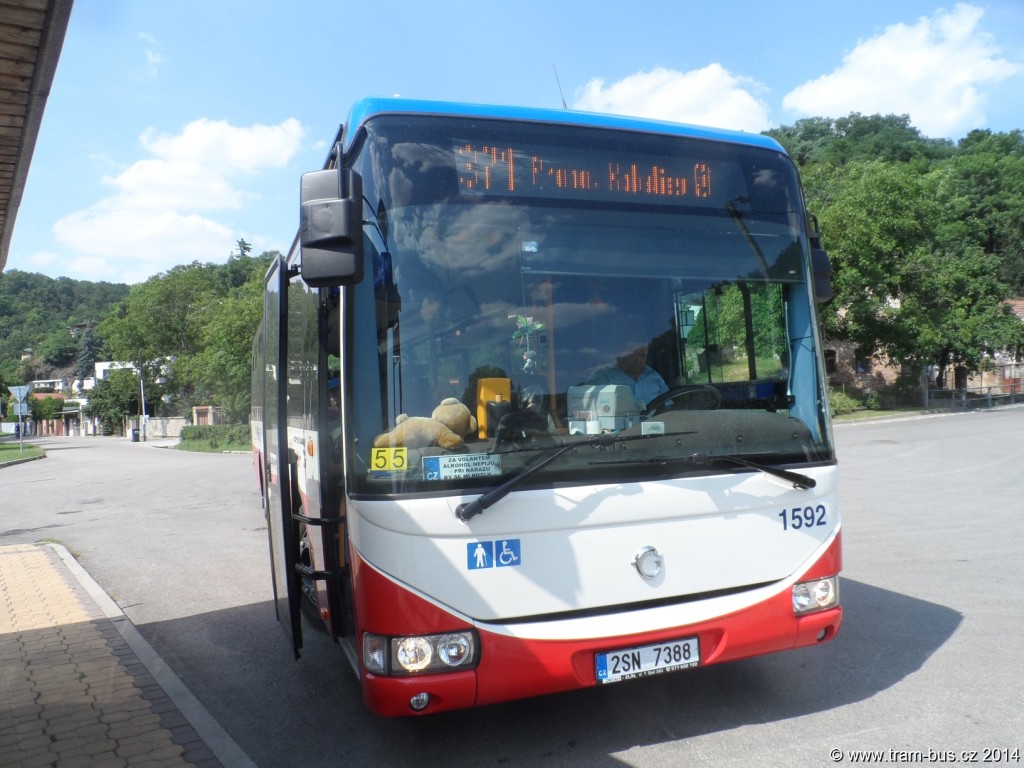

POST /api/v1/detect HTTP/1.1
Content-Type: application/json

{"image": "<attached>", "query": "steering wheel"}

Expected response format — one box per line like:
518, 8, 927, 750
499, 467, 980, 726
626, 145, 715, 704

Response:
644, 385, 721, 416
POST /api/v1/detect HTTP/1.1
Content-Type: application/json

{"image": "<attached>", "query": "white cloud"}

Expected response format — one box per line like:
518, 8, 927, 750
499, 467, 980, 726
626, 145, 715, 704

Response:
140, 118, 304, 175
783, 4, 1020, 138
55, 207, 235, 275
51, 118, 305, 283
572, 65, 773, 133
19, 250, 60, 270
104, 158, 245, 211
138, 32, 163, 78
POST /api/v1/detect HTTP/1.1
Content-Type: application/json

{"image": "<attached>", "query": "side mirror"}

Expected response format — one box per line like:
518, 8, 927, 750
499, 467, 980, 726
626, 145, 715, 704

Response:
811, 248, 833, 303
806, 214, 833, 304
299, 168, 364, 287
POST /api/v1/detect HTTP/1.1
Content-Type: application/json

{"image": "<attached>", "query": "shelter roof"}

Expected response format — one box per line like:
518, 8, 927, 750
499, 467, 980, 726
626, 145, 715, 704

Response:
0, 0, 73, 271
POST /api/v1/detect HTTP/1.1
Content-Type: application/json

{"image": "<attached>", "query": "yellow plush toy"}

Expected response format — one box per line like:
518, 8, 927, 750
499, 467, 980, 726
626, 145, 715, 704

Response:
372, 398, 478, 450
431, 397, 477, 439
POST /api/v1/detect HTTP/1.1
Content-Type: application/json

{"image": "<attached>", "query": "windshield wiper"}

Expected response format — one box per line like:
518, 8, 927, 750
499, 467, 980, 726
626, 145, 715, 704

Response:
697, 453, 816, 490
726, 197, 771, 279
456, 445, 567, 522
455, 431, 695, 522
581, 451, 816, 489
455, 432, 809, 522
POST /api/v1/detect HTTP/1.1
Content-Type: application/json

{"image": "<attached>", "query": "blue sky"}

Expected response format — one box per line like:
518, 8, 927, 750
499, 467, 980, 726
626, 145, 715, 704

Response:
7, 0, 1024, 284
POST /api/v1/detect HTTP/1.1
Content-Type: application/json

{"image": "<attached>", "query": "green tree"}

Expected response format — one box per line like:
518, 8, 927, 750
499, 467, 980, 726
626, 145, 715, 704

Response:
99, 262, 217, 412
916, 162, 1024, 384
101, 262, 216, 361
31, 395, 64, 423
807, 154, 1024, 386
74, 328, 101, 383
97, 249, 274, 421
937, 130, 1024, 293
767, 113, 953, 169
39, 329, 79, 367
84, 369, 141, 434
182, 265, 267, 422
898, 244, 1022, 386
813, 160, 938, 360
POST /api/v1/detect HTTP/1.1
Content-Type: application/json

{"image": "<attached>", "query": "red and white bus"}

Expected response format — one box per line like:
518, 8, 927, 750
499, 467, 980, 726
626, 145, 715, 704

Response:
251, 98, 841, 716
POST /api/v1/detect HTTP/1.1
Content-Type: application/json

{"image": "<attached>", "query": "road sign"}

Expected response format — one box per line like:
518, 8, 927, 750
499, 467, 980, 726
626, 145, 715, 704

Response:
13, 403, 30, 417
9, 385, 29, 403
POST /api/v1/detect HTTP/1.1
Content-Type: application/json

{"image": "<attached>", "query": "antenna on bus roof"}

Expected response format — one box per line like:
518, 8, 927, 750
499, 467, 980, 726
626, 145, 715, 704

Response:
553, 65, 568, 110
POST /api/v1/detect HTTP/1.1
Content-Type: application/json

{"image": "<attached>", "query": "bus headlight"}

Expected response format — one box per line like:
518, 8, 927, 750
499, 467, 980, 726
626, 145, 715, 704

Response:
437, 633, 473, 667
792, 576, 838, 614
396, 636, 433, 672
363, 631, 479, 676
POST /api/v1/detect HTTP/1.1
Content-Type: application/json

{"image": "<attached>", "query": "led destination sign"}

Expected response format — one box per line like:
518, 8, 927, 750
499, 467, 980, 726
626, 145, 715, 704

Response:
454, 142, 718, 205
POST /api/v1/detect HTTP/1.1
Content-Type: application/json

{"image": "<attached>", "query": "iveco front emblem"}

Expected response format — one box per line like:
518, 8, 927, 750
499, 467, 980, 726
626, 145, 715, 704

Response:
633, 546, 663, 579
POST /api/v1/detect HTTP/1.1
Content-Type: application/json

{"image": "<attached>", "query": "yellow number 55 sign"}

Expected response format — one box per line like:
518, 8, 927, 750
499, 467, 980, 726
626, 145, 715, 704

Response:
370, 447, 408, 471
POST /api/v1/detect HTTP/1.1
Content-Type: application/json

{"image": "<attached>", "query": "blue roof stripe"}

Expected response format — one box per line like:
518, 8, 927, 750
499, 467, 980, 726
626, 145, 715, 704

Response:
342, 97, 785, 155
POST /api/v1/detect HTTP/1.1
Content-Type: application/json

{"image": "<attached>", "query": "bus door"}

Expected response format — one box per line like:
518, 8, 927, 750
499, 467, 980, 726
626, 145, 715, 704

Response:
263, 256, 304, 658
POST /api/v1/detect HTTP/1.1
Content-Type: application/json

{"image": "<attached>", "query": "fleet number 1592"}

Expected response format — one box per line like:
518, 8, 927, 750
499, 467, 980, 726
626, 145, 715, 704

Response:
778, 505, 827, 531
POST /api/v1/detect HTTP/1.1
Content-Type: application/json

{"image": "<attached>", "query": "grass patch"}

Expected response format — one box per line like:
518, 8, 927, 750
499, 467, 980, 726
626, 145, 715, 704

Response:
177, 424, 250, 453
0, 441, 44, 463
37, 538, 81, 558
833, 408, 922, 422
176, 440, 250, 453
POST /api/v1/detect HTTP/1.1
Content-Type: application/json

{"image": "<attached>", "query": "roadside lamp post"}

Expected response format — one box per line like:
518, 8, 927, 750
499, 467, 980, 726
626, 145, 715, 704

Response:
137, 354, 147, 442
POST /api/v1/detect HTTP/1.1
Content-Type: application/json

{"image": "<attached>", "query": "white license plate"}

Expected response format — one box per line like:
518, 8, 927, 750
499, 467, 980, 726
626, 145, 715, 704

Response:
595, 637, 700, 684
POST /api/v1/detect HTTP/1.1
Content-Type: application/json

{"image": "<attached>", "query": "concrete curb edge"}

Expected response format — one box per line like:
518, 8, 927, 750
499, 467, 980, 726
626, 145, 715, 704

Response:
46, 543, 260, 768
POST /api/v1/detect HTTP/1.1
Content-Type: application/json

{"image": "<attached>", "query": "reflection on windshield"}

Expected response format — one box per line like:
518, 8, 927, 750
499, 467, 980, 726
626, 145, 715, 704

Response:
346, 119, 830, 495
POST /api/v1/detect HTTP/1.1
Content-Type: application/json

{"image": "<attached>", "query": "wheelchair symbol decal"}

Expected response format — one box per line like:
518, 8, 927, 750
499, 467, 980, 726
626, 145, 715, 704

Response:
467, 539, 521, 570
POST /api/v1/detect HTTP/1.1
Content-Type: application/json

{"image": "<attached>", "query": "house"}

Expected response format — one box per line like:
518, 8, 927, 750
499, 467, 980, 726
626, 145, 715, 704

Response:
30, 377, 67, 392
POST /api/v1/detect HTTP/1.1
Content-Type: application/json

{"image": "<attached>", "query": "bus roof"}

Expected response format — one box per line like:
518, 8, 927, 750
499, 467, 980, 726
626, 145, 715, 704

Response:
341, 97, 786, 155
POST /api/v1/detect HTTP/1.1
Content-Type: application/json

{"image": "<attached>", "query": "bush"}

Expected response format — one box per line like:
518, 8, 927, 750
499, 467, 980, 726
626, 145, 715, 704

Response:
861, 391, 882, 410
828, 387, 864, 416
180, 424, 250, 451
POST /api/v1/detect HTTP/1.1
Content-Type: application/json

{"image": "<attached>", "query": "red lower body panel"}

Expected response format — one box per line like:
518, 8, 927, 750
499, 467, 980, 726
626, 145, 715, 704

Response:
354, 532, 842, 717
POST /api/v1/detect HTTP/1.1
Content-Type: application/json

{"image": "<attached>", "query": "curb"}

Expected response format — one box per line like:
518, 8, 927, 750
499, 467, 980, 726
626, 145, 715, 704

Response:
833, 401, 1024, 427
45, 544, 260, 768
0, 450, 46, 469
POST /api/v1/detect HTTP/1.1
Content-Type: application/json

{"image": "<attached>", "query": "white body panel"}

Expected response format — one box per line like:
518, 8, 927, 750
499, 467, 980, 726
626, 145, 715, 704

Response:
350, 465, 838, 624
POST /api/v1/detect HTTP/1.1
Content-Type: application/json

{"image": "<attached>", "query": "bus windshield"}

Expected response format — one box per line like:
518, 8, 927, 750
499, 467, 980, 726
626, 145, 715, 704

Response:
344, 115, 832, 496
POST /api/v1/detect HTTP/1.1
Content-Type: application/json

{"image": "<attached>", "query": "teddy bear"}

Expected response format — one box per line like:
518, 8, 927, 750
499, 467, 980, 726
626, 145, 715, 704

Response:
431, 397, 478, 439
372, 398, 478, 450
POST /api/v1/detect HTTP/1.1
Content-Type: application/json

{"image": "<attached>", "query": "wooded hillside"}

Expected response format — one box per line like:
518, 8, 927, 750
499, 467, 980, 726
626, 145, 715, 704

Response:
0, 242, 273, 426
0, 271, 129, 384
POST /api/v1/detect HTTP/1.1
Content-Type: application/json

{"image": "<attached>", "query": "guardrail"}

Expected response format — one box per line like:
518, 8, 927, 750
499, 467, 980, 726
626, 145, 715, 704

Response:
925, 385, 1021, 410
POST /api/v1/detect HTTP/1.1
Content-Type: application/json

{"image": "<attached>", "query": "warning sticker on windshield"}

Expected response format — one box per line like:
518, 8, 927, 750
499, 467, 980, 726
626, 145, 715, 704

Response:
423, 454, 502, 481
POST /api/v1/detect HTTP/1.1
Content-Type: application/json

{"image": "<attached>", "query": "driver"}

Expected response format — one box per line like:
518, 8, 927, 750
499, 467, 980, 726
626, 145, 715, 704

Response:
584, 320, 668, 409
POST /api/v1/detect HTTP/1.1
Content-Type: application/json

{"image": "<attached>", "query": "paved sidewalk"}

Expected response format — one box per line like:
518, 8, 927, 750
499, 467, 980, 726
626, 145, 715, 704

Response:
0, 543, 255, 768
